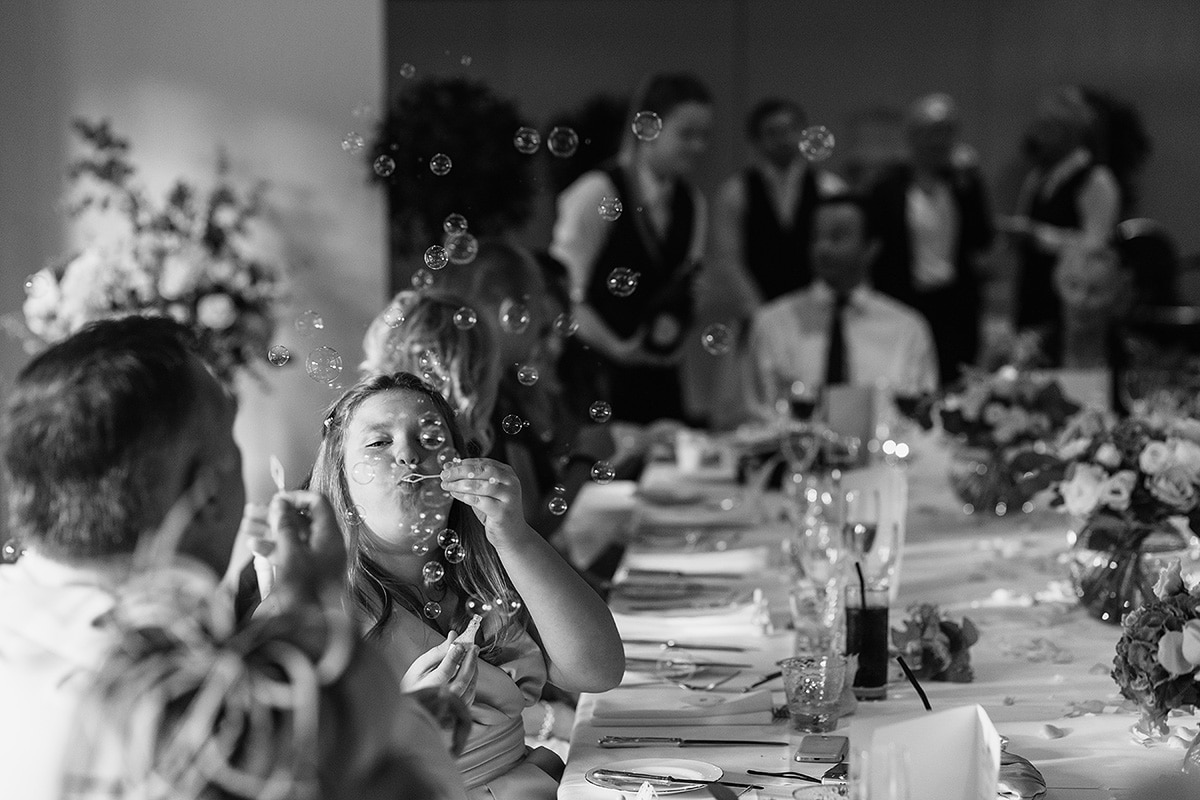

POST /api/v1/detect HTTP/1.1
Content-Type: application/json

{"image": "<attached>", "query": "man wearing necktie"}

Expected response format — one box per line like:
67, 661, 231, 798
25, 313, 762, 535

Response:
745, 192, 938, 419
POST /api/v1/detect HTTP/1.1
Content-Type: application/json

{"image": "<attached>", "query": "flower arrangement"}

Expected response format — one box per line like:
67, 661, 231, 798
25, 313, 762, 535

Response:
1055, 413, 1200, 622
1112, 560, 1200, 745
14, 119, 283, 386
891, 603, 979, 683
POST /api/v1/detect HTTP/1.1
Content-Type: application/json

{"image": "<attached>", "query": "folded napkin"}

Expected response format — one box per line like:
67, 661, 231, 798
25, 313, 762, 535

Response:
621, 547, 770, 575
611, 599, 762, 640
634, 500, 760, 530
997, 751, 1047, 800
592, 687, 773, 726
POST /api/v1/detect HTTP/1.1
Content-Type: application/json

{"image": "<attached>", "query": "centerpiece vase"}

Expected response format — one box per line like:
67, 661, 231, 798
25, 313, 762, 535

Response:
1068, 516, 1194, 624
1185, 731, 1200, 775
948, 445, 1034, 516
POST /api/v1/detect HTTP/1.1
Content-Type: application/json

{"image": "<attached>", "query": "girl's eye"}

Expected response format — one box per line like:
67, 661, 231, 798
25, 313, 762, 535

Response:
366, 439, 389, 448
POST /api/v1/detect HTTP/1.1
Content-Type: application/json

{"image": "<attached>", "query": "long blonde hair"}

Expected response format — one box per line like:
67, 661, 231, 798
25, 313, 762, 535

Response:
307, 372, 524, 659
361, 289, 499, 455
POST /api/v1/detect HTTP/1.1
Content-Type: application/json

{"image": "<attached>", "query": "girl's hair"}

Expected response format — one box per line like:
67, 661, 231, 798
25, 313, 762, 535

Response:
308, 372, 524, 658
360, 289, 499, 456
619, 72, 713, 162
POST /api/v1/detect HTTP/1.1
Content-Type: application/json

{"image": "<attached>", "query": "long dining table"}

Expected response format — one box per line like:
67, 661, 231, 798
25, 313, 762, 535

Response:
556, 433, 1193, 799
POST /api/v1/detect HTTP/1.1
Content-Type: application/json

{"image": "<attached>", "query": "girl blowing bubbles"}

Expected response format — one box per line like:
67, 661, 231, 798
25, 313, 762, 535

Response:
308, 372, 623, 798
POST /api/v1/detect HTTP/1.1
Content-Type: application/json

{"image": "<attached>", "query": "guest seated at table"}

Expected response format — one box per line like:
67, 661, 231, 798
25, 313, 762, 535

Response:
307, 372, 624, 799
0, 317, 468, 800
746, 192, 938, 418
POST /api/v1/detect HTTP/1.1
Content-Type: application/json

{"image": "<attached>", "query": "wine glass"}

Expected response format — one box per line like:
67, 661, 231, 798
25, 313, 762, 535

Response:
844, 488, 880, 558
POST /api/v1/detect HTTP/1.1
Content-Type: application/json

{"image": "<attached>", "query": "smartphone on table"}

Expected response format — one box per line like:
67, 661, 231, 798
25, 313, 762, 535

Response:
794, 734, 849, 763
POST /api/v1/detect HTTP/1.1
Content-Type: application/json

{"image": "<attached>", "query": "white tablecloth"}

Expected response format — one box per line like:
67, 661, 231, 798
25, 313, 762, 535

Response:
558, 444, 1196, 799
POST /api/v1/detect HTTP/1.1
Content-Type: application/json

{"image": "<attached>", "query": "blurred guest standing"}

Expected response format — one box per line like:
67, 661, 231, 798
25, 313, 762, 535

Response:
551, 73, 713, 424
747, 194, 937, 416
712, 97, 846, 310
1010, 86, 1120, 341
868, 94, 994, 387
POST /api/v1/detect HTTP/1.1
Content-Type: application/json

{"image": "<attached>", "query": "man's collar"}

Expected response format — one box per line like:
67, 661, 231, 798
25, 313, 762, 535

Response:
811, 279, 869, 308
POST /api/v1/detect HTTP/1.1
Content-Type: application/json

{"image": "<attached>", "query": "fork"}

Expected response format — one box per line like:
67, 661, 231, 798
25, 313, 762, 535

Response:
677, 670, 742, 691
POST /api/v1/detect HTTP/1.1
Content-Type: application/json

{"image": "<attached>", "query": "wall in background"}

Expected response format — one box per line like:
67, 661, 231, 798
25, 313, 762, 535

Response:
387, 0, 1200, 255
0, 0, 387, 506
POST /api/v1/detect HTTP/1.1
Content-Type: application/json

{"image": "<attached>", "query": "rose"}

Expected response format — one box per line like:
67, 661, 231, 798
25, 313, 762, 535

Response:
1154, 559, 1185, 601
1062, 463, 1107, 517
1157, 619, 1200, 676
1148, 465, 1199, 512
1059, 438, 1090, 461
1172, 439, 1200, 482
1095, 443, 1121, 469
196, 293, 237, 330
1171, 418, 1200, 445
1100, 470, 1136, 512
1139, 441, 1173, 475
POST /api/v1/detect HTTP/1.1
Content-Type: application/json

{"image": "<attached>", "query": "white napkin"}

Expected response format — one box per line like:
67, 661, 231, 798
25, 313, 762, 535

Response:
621, 546, 770, 575
592, 687, 774, 726
611, 600, 762, 640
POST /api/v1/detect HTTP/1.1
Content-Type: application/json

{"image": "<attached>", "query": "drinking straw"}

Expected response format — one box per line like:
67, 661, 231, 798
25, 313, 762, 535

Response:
895, 655, 932, 711
854, 561, 867, 608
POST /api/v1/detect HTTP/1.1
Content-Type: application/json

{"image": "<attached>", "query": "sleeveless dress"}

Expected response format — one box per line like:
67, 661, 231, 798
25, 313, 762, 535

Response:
376, 607, 558, 799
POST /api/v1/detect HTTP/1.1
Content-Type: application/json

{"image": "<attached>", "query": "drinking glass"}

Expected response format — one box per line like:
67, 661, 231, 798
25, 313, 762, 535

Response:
845, 583, 889, 700
781, 653, 848, 732
843, 489, 880, 558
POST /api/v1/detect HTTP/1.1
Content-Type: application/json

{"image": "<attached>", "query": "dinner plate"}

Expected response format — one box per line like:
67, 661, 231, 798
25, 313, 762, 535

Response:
790, 785, 847, 799
585, 757, 722, 794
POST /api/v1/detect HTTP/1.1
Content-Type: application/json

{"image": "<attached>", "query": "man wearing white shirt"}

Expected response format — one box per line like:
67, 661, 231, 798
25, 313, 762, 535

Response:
747, 193, 938, 418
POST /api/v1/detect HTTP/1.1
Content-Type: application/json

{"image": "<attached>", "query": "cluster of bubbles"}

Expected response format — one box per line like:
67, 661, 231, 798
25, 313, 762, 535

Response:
499, 298, 531, 334
701, 323, 734, 356
588, 400, 612, 423
631, 111, 663, 141
464, 594, 524, 618
798, 125, 835, 162
606, 268, 639, 298
598, 196, 623, 222
429, 153, 453, 176
516, 365, 539, 386
415, 350, 452, 394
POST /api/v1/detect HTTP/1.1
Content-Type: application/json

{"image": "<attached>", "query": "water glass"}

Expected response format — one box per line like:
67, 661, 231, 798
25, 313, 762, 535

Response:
781, 653, 848, 733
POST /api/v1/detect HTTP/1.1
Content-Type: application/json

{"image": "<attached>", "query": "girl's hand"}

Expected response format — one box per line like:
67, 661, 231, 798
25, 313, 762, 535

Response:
440, 458, 532, 548
401, 632, 480, 707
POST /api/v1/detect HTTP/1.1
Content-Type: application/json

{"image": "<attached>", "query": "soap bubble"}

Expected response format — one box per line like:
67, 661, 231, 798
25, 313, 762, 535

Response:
382, 303, 406, 328
344, 505, 365, 526
513, 127, 541, 154
501, 414, 525, 435
422, 561, 445, 584
305, 346, 343, 384
547, 126, 579, 158
24, 272, 53, 296
429, 153, 452, 176
400, 63, 416, 79
516, 365, 539, 386
655, 647, 698, 680
499, 298, 531, 334
453, 306, 477, 330
552, 312, 578, 337
411, 540, 431, 556
631, 111, 663, 141
701, 323, 734, 355
423, 601, 441, 619
350, 461, 376, 485
2, 539, 22, 563
465, 596, 493, 614
460, 54, 472, 66
443, 213, 468, 235
799, 125, 835, 162
418, 483, 450, 507
424, 245, 449, 270
420, 422, 447, 449
598, 196, 623, 221
446, 232, 479, 264
373, 155, 396, 177
411, 268, 434, 289
606, 268, 639, 298
351, 101, 374, 119
341, 132, 365, 153
437, 528, 460, 548
294, 310, 324, 337
548, 495, 569, 516
588, 401, 612, 423
444, 543, 467, 564
590, 460, 616, 484
267, 345, 291, 367
436, 448, 457, 466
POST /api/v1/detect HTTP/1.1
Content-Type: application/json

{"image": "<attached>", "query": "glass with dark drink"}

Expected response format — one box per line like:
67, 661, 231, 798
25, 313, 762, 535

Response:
789, 380, 818, 421
845, 583, 889, 700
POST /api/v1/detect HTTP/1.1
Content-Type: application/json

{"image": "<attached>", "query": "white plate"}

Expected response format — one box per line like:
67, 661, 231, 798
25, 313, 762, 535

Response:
585, 757, 723, 794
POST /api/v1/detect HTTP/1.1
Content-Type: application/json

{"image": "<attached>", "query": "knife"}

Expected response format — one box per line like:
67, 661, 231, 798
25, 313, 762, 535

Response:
591, 768, 764, 791
599, 735, 788, 748
621, 638, 749, 652
623, 568, 743, 580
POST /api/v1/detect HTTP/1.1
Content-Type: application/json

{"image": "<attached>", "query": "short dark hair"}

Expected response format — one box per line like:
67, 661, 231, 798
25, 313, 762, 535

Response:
746, 97, 807, 140
1, 316, 205, 559
816, 191, 877, 239
631, 72, 713, 121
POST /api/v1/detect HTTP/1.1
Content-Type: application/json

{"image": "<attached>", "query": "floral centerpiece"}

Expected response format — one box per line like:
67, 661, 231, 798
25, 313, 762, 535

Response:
939, 365, 1080, 515
12, 120, 283, 386
891, 603, 979, 683
1054, 412, 1200, 623
1112, 559, 1200, 771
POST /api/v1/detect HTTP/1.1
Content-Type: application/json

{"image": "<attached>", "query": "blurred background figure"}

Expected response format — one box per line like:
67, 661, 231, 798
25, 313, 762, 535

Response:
868, 93, 995, 387
550, 72, 714, 425
1008, 85, 1121, 346
1051, 242, 1132, 370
